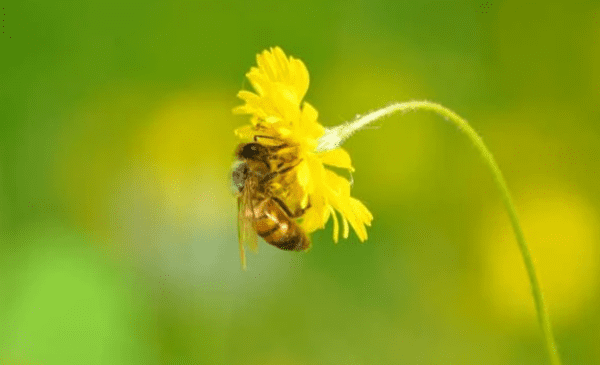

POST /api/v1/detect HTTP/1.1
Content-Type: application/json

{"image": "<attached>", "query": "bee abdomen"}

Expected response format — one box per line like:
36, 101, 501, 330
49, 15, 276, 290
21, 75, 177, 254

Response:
273, 229, 310, 251
265, 223, 309, 251
254, 200, 310, 251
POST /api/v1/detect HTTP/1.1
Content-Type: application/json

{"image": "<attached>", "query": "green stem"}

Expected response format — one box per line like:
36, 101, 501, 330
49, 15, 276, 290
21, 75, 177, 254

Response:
317, 101, 561, 365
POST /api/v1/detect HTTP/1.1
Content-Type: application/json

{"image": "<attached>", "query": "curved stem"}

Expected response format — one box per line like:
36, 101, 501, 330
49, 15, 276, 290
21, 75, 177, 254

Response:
317, 101, 561, 365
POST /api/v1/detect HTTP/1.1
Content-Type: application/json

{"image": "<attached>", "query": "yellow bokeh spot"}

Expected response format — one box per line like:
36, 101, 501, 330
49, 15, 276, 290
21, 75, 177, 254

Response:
480, 183, 599, 329
124, 92, 234, 230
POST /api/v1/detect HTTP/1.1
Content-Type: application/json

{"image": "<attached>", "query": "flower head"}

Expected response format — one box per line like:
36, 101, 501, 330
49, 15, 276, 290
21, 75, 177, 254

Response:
234, 47, 373, 244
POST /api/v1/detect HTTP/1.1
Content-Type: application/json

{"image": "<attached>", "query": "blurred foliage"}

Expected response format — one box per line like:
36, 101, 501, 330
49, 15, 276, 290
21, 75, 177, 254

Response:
1, 1, 599, 364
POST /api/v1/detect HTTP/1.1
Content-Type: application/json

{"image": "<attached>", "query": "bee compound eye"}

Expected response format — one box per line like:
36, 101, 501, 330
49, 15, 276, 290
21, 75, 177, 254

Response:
241, 143, 263, 159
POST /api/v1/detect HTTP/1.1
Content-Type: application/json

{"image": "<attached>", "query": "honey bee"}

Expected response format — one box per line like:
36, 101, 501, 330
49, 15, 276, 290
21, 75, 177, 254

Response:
232, 139, 310, 268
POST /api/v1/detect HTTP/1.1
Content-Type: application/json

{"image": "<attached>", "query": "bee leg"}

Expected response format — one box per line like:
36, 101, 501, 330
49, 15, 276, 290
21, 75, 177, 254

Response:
253, 135, 285, 147
271, 197, 311, 219
252, 198, 269, 218
253, 134, 277, 142
271, 145, 299, 155
290, 199, 311, 218
304, 200, 312, 211
277, 158, 303, 174
259, 158, 303, 184
270, 196, 295, 218
252, 136, 300, 157
259, 171, 278, 184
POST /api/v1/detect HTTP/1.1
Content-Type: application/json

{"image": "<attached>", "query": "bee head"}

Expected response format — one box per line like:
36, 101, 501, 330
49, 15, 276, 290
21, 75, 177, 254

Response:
237, 143, 266, 160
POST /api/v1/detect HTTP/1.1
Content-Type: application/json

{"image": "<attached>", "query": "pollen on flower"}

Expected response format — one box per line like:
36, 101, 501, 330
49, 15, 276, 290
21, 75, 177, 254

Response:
234, 47, 373, 244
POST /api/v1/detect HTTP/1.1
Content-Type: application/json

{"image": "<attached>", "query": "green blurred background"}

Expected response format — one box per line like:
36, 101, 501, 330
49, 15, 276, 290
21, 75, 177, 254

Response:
1, 1, 599, 364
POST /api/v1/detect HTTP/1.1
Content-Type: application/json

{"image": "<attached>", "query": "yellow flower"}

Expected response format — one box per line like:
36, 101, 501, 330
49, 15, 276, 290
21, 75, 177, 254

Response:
233, 47, 373, 243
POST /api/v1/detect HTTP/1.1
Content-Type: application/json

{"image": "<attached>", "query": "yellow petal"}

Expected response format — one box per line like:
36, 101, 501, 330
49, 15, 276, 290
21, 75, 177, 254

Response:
354, 198, 374, 225
318, 148, 355, 172
264, 115, 280, 124
273, 47, 290, 80
342, 212, 349, 239
297, 160, 311, 190
346, 198, 373, 241
278, 127, 292, 137
245, 48, 309, 106
301, 194, 327, 233
299, 102, 324, 139
299, 102, 318, 125
234, 125, 255, 140
245, 69, 266, 96
237, 90, 258, 102
301, 191, 310, 208
329, 205, 339, 243
257, 49, 277, 81
289, 57, 309, 101
232, 105, 249, 115
324, 169, 351, 197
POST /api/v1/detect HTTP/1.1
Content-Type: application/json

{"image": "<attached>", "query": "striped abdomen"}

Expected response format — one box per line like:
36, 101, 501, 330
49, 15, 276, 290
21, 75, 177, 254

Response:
253, 199, 310, 251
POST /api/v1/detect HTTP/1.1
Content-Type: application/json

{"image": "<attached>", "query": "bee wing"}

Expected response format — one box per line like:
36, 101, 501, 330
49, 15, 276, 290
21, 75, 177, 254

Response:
238, 189, 258, 270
